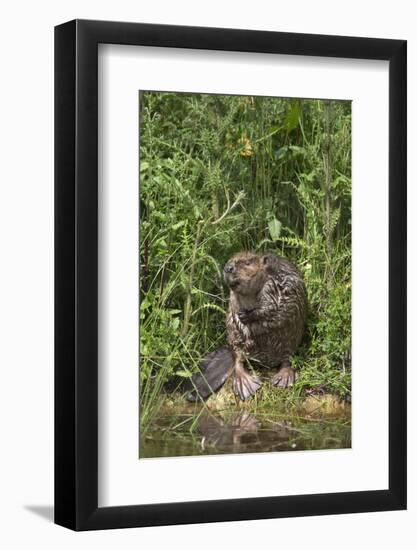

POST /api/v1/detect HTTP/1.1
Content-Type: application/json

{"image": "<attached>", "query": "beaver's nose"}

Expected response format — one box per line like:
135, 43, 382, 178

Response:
224, 263, 235, 274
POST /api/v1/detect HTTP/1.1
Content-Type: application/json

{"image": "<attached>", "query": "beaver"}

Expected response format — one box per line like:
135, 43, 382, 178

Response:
187, 252, 307, 401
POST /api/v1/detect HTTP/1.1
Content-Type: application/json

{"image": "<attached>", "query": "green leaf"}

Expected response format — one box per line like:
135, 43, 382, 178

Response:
140, 161, 149, 173
172, 220, 186, 230
285, 101, 300, 132
171, 317, 180, 330
155, 238, 168, 248
175, 370, 193, 378
268, 216, 282, 241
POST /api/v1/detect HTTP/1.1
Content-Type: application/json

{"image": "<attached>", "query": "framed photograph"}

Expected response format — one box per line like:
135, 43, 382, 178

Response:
55, 19, 406, 530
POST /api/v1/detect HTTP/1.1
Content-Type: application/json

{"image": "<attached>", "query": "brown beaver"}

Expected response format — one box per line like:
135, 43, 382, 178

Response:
187, 252, 307, 401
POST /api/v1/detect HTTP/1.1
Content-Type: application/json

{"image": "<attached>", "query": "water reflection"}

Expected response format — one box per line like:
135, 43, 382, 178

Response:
199, 412, 296, 454
140, 407, 351, 458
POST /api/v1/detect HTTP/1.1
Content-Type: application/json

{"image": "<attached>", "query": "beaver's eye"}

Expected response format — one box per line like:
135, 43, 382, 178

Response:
245, 260, 251, 266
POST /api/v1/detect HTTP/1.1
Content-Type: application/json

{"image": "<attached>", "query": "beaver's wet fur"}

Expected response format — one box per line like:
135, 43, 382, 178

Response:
187, 252, 307, 401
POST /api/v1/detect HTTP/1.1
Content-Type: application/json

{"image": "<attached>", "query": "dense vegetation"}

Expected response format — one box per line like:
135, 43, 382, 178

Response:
139, 92, 351, 428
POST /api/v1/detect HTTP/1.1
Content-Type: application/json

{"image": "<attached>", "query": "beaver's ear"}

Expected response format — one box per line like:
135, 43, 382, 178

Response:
262, 254, 273, 265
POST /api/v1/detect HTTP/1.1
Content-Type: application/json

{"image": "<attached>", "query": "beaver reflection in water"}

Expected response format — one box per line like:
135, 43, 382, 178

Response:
188, 252, 307, 401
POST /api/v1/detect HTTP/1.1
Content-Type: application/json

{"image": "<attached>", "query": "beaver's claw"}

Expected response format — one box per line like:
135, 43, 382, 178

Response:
233, 369, 261, 400
237, 308, 257, 324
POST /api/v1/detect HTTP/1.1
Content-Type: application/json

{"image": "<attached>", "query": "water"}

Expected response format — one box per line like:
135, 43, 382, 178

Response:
140, 405, 351, 458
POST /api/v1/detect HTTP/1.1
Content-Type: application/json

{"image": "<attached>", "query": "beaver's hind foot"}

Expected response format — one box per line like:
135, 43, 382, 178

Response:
233, 365, 261, 400
271, 364, 297, 388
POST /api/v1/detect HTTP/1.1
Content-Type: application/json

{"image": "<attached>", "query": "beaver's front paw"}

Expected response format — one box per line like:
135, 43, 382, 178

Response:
237, 308, 257, 324
271, 365, 297, 388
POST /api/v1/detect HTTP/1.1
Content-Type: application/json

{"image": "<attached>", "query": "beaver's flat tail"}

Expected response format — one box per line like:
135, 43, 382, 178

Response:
185, 346, 234, 402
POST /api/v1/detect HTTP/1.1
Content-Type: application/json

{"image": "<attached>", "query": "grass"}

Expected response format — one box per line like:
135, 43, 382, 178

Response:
139, 92, 352, 433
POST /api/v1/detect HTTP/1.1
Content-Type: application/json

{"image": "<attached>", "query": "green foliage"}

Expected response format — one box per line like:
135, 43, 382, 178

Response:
139, 92, 352, 425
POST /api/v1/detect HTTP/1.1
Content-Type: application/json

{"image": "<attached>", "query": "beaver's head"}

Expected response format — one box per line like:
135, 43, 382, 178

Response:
224, 252, 269, 296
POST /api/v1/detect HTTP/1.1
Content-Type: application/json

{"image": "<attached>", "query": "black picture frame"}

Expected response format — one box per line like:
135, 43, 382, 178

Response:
55, 19, 407, 531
